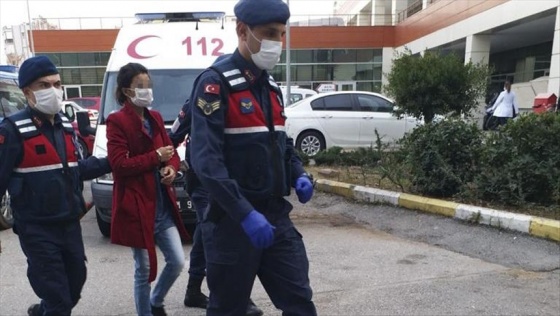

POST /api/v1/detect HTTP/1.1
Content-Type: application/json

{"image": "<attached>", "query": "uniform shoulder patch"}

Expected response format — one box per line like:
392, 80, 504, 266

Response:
204, 84, 220, 95
197, 98, 220, 116
0, 135, 4, 144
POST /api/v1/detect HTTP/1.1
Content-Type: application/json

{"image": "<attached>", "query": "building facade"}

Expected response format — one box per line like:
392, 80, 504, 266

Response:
3, 0, 559, 107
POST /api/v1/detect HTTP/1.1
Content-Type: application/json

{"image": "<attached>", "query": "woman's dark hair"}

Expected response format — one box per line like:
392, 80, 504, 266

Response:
116, 62, 149, 105
504, 81, 512, 93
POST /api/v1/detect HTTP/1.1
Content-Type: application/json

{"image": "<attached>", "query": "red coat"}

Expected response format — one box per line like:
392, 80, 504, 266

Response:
107, 102, 190, 282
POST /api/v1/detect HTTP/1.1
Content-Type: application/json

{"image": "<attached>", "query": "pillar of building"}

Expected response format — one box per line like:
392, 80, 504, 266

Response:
381, 47, 395, 89
392, 0, 408, 25
422, 0, 429, 10
548, 6, 560, 96
370, 1, 388, 25
465, 34, 491, 65
465, 34, 491, 127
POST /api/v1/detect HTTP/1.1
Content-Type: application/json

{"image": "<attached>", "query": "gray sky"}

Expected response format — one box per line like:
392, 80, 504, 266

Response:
0, 0, 339, 64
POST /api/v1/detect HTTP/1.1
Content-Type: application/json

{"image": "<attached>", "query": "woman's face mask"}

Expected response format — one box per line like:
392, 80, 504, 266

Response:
245, 27, 283, 70
129, 88, 153, 108
32, 87, 64, 115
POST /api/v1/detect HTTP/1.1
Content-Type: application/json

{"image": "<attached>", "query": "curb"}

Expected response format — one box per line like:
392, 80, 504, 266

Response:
315, 179, 560, 242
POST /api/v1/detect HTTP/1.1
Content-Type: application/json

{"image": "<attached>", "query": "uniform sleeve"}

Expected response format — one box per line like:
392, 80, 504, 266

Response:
190, 70, 254, 222
168, 99, 192, 149
78, 156, 111, 181
0, 121, 22, 197
286, 136, 306, 186
106, 114, 160, 178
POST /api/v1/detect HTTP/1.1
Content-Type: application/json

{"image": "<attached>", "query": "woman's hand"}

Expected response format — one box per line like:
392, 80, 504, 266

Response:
156, 145, 174, 162
160, 166, 176, 186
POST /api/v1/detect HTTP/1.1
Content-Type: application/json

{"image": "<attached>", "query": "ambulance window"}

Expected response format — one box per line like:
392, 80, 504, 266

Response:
0, 81, 26, 118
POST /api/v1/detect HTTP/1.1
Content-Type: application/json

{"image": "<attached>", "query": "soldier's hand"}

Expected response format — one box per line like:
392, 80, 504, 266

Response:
156, 145, 174, 162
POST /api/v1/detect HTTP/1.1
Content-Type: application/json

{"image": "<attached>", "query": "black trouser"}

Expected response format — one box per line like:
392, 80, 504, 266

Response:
16, 220, 87, 316
201, 199, 317, 316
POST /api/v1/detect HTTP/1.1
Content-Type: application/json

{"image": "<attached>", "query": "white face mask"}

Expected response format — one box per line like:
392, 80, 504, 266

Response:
130, 88, 153, 108
246, 28, 283, 70
32, 87, 63, 115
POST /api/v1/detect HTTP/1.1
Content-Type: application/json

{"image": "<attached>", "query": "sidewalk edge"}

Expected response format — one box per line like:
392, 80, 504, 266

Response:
314, 179, 559, 242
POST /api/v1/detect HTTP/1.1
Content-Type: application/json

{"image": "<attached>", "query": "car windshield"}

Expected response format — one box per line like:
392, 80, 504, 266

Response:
0, 79, 26, 120
101, 69, 202, 124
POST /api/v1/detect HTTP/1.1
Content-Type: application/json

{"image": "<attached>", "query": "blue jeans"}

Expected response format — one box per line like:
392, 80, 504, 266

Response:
188, 187, 209, 280
132, 226, 185, 315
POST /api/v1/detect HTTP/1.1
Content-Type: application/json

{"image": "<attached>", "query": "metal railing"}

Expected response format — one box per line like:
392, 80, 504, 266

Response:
397, 0, 424, 23
31, 13, 400, 30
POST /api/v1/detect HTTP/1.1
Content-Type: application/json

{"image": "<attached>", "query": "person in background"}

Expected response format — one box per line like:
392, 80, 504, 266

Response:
188, 0, 317, 314
0, 56, 112, 316
487, 81, 519, 127
106, 62, 190, 316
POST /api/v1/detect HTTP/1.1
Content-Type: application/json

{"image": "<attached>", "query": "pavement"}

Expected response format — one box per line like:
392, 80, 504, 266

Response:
314, 179, 560, 242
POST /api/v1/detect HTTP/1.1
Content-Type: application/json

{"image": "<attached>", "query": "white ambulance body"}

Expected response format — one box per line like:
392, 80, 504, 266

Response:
89, 12, 238, 236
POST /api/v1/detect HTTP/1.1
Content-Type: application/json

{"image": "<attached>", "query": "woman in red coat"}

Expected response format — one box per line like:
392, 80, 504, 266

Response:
106, 63, 190, 316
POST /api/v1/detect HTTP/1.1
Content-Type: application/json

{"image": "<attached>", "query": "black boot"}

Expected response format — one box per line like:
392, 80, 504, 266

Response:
246, 299, 263, 316
184, 277, 209, 308
151, 304, 167, 316
27, 304, 41, 316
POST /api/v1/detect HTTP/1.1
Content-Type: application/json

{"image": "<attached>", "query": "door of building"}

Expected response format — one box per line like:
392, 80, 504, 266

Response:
336, 81, 356, 91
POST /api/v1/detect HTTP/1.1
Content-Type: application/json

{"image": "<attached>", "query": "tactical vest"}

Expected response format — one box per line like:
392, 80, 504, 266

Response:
211, 61, 291, 200
6, 110, 85, 223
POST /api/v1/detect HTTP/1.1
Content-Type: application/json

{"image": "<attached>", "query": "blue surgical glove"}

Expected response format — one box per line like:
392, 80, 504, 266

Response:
296, 175, 313, 204
241, 210, 275, 249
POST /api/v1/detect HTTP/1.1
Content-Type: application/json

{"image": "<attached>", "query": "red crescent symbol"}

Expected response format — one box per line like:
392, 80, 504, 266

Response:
204, 85, 212, 93
127, 35, 160, 59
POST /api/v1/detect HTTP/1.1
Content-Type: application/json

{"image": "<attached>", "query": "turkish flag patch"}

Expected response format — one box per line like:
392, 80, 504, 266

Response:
0, 135, 4, 144
204, 84, 220, 95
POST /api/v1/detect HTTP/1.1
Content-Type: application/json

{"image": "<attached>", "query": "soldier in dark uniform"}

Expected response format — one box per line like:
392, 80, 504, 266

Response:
169, 54, 264, 316
188, 0, 317, 315
0, 56, 112, 316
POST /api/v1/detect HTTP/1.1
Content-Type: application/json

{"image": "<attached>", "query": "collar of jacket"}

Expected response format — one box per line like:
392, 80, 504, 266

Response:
122, 101, 158, 138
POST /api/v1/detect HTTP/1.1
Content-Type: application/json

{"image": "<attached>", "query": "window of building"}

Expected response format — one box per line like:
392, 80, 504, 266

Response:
80, 68, 98, 84
332, 64, 356, 81
295, 65, 313, 81
78, 53, 96, 66
314, 50, 331, 63
332, 49, 356, 63
293, 50, 313, 63
40, 53, 61, 66
61, 53, 79, 67
313, 65, 333, 81
81, 85, 102, 97
94, 52, 110, 66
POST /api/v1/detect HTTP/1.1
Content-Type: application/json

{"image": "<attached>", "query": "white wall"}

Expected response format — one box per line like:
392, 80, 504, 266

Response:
548, 6, 560, 96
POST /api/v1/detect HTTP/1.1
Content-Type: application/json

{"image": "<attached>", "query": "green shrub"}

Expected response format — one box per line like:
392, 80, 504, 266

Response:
312, 146, 380, 167
399, 119, 483, 197
474, 113, 560, 206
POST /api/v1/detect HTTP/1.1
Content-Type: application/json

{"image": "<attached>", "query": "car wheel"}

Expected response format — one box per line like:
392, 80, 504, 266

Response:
96, 207, 111, 237
297, 131, 325, 156
0, 192, 13, 230
77, 138, 89, 158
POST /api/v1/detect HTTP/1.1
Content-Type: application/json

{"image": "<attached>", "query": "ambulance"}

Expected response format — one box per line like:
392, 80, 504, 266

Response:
78, 12, 238, 237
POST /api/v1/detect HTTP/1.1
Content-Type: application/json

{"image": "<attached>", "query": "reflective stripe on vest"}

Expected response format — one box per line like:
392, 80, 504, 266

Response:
224, 90, 286, 135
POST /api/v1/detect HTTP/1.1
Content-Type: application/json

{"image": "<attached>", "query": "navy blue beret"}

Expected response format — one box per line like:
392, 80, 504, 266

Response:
234, 0, 290, 26
18, 56, 59, 88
